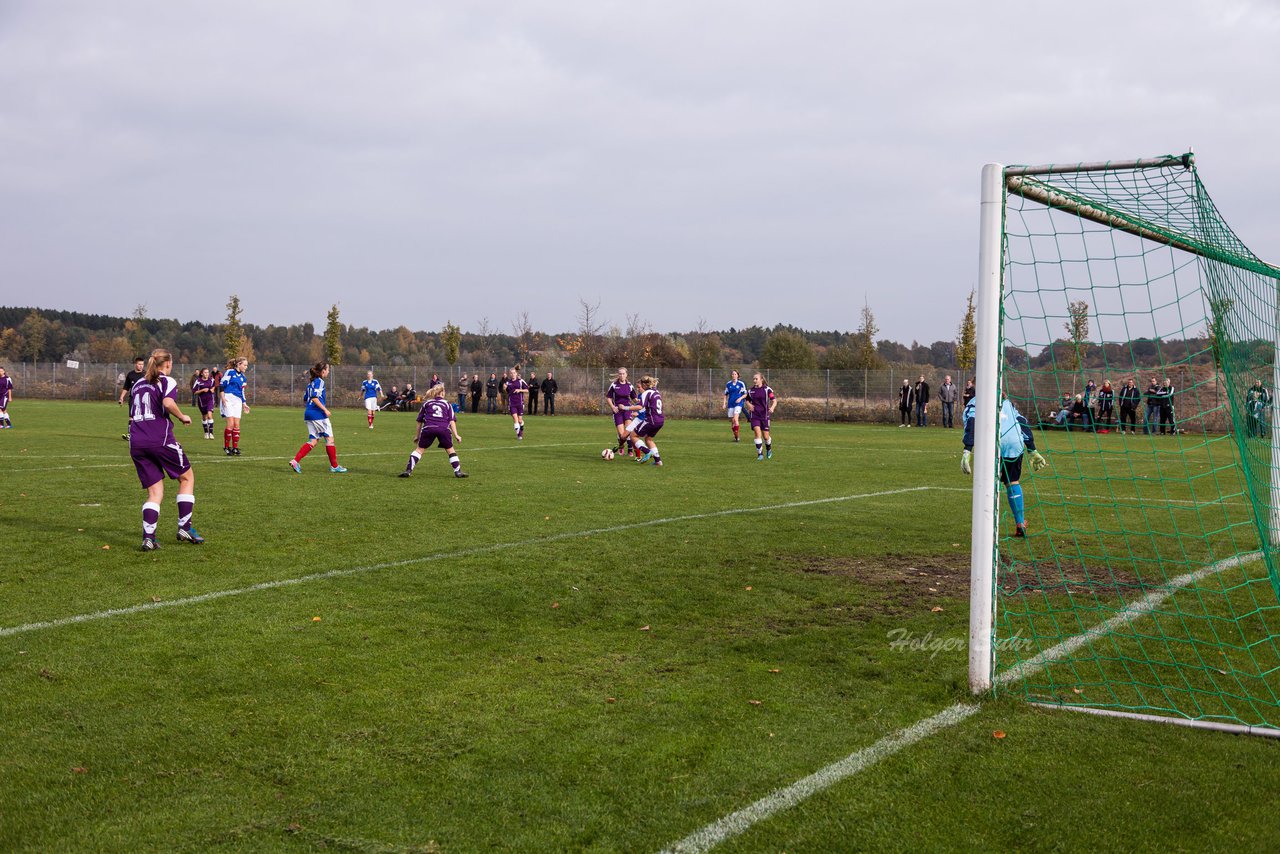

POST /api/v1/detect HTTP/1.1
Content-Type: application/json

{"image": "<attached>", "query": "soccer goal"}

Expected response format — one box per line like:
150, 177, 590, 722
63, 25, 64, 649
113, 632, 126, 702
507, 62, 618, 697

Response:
970, 153, 1280, 736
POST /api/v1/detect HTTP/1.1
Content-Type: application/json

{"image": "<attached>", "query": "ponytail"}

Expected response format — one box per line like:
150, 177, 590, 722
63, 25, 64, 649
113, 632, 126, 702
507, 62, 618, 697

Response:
308, 362, 328, 381
146, 349, 173, 384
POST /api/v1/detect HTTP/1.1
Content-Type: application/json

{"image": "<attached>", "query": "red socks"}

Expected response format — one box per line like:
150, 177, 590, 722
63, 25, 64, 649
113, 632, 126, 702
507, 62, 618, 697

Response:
231, 429, 240, 449
326, 445, 338, 467
223, 427, 232, 449
293, 443, 314, 464
732, 423, 740, 439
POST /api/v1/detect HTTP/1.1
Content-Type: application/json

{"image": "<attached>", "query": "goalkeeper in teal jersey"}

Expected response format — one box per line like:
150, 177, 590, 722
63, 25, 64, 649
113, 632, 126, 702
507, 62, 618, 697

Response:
961, 393, 1046, 537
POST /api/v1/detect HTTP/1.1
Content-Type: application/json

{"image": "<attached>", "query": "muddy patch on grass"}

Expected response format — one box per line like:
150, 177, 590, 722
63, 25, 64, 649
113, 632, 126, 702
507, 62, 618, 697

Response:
776, 551, 1152, 616
997, 558, 1149, 598
780, 553, 970, 617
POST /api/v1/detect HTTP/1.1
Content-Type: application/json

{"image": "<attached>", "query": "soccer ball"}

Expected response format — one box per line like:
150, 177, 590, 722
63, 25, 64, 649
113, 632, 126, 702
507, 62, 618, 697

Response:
601, 448, 615, 460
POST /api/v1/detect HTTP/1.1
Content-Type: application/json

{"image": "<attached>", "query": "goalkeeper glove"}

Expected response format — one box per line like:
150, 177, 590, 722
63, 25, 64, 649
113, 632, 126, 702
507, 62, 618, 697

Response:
961, 450, 972, 475
1029, 450, 1047, 472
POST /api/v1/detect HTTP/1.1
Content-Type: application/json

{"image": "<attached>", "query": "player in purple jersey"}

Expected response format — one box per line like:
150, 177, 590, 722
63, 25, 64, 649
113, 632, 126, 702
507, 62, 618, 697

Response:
744, 372, 777, 460
0, 366, 13, 428
506, 367, 528, 440
289, 362, 347, 473
624, 375, 666, 466
606, 367, 640, 457
128, 349, 203, 550
192, 368, 217, 439
399, 383, 468, 478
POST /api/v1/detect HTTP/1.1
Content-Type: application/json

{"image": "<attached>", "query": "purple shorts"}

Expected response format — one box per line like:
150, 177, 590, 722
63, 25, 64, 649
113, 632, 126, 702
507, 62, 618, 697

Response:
749, 413, 771, 430
613, 410, 631, 426
0, 395, 8, 410
416, 425, 453, 450
635, 419, 663, 439
509, 399, 525, 416
131, 443, 190, 488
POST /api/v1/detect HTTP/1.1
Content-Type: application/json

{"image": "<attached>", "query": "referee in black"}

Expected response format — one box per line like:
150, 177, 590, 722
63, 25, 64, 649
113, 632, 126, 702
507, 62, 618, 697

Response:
117, 356, 145, 439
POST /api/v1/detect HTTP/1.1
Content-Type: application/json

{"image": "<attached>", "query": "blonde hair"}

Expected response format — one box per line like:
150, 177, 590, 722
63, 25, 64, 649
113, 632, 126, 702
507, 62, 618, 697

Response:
146, 349, 173, 384
639, 375, 658, 389
427, 383, 447, 399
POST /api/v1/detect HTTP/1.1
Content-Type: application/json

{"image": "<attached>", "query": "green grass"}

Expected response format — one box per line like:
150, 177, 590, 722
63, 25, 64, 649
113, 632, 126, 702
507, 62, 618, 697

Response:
2, 402, 1280, 852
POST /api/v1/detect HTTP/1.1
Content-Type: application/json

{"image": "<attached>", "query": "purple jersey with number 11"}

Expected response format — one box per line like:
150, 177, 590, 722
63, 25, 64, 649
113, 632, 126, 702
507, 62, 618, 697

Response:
130, 376, 180, 448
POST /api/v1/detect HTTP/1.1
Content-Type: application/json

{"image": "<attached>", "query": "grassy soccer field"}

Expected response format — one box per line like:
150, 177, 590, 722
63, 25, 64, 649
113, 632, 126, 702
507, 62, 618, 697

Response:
3, 401, 1280, 852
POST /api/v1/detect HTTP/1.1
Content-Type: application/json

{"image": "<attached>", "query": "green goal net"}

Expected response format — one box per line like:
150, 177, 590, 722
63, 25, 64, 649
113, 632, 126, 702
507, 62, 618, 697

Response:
985, 153, 1280, 732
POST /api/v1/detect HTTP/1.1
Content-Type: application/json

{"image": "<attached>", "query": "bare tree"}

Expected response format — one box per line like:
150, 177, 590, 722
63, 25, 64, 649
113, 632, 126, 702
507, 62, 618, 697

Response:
575, 297, 606, 369
510, 310, 534, 367
475, 316, 493, 368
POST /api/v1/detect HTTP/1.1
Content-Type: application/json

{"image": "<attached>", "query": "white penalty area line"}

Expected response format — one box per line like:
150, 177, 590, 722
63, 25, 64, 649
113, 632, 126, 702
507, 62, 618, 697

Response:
658, 550, 1259, 854
0, 486, 931, 640
5, 441, 602, 473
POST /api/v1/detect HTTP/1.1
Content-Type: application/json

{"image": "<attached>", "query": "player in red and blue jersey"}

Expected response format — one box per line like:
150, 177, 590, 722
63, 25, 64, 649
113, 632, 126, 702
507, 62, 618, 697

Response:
399, 383, 467, 478
192, 368, 217, 439
361, 371, 383, 428
744, 372, 777, 460
723, 370, 747, 442
128, 349, 202, 550
0, 366, 13, 428
289, 362, 346, 473
606, 367, 639, 456
507, 367, 528, 440
625, 375, 666, 466
218, 357, 250, 456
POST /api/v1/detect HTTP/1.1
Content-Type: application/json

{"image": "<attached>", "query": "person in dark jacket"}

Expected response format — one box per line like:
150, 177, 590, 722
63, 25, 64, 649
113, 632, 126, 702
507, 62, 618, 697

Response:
1247, 379, 1272, 438
1157, 377, 1175, 435
541, 371, 558, 415
1118, 379, 1141, 434
469, 374, 482, 413
962, 379, 975, 407
898, 379, 914, 427
1095, 380, 1114, 428
1143, 377, 1161, 434
485, 373, 499, 413
527, 371, 540, 415
914, 375, 930, 427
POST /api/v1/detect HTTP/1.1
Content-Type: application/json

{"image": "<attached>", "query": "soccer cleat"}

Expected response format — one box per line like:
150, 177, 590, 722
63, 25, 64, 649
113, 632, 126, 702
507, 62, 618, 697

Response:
141, 537, 159, 551
330, 465, 347, 473
224, 447, 233, 456
122, 433, 130, 440
766, 449, 772, 459
233, 448, 242, 456
289, 460, 301, 474
637, 450, 652, 463
757, 454, 764, 461
398, 471, 411, 478
654, 460, 663, 466
177, 527, 204, 545
454, 471, 469, 478
1015, 523, 1027, 538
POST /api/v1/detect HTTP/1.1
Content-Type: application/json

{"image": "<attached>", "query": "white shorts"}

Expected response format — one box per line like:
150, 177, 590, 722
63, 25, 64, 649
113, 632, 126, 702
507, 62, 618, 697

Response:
726, 405, 742, 418
306, 418, 333, 439
624, 417, 643, 433
221, 396, 244, 419
365, 398, 379, 412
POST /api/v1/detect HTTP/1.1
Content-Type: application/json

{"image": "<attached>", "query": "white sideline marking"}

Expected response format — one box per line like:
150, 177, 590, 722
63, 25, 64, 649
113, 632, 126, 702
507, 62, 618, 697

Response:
0, 486, 930, 639
658, 550, 1258, 853
660, 703, 982, 854
6, 441, 602, 472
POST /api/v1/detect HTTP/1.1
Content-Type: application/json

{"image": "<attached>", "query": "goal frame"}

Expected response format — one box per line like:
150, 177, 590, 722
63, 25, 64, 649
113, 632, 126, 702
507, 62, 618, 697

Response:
968, 154, 1280, 716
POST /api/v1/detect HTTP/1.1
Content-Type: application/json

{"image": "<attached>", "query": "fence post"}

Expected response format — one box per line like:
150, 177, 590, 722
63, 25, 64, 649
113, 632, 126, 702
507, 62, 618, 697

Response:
825, 369, 830, 421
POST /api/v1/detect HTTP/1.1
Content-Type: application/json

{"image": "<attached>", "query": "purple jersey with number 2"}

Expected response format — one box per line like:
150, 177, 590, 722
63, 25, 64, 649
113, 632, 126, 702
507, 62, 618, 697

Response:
507, 378, 527, 414
747, 385, 775, 427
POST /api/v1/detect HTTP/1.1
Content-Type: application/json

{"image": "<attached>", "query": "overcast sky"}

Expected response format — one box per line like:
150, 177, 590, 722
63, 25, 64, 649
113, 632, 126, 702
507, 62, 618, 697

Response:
2, 1, 1278, 345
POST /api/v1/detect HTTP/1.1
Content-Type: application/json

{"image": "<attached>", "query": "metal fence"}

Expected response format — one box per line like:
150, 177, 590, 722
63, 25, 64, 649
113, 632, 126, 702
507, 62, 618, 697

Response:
4, 362, 961, 423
